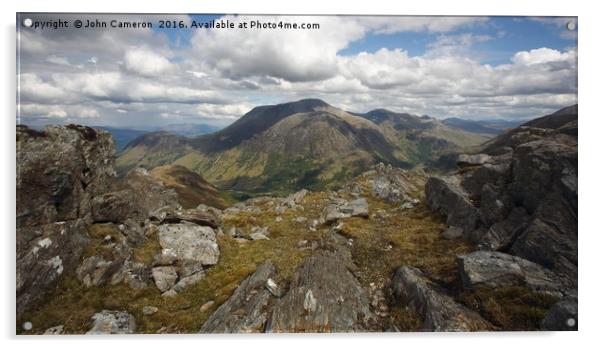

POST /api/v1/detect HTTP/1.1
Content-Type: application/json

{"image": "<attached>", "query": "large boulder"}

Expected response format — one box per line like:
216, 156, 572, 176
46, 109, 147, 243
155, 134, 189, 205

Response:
457, 251, 569, 297
17, 125, 116, 228
200, 261, 277, 333
122, 167, 180, 220
391, 266, 493, 331
158, 222, 220, 268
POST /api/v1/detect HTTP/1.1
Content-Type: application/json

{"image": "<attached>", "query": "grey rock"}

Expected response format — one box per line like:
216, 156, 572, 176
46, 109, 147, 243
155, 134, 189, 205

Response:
391, 266, 493, 331
91, 190, 134, 223
152, 266, 178, 292
457, 251, 567, 296
478, 207, 530, 251
17, 125, 116, 315
322, 198, 369, 224
158, 222, 220, 267
200, 301, 215, 312
425, 176, 479, 235
162, 207, 222, 229
200, 261, 276, 333
43, 325, 64, 335
76, 256, 122, 288
457, 154, 492, 166
171, 271, 205, 292
541, 296, 577, 331
86, 310, 136, 334
266, 246, 373, 332
123, 167, 180, 220
153, 248, 178, 266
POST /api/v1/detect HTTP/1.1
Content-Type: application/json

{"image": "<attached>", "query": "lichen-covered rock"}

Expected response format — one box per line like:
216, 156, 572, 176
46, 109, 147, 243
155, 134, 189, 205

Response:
123, 167, 180, 219
76, 256, 123, 288
158, 222, 220, 267
266, 239, 373, 332
17, 125, 117, 316
457, 251, 568, 297
322, 198, 369, 224
200, 261, 276, 333
86, 310, 136, 334
391, 266, 493, 331
425, 176, 479, 234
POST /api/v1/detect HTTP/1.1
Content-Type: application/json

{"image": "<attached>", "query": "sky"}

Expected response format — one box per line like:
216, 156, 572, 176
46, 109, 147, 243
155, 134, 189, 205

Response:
17, 14, 577, 128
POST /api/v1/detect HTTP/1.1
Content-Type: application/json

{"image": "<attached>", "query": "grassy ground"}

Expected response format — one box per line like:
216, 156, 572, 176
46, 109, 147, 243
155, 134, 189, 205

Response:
18, 176, 557, 334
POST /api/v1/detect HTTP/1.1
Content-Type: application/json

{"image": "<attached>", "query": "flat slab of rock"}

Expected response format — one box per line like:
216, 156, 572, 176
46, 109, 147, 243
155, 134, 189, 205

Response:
322, 198, 369, 224
266, 248, 373, 332
163, 208, 222, 229
86, 310, 136, 334
457, 251, 567, 296
200, 261, 276, 333
158, 222, 219, 267
391, 266, 493, 331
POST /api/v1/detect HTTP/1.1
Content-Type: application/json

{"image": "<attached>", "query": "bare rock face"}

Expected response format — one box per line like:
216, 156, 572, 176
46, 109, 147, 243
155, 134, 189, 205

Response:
86, 310, 136, 334
200, 261, 277, 333
424, 107, 577, 284
457, 251, 569, 297
371, 163, 424, 203
266, 248, 373, 332
16, 125, 117, 316
391, 266, 493, 331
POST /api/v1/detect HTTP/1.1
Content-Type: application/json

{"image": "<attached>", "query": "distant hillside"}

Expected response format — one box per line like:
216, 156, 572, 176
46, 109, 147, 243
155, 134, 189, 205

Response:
442, 118, 523, 135
117, 99, 491, 195
149, 164, 227, 209
157, 123, 221, 137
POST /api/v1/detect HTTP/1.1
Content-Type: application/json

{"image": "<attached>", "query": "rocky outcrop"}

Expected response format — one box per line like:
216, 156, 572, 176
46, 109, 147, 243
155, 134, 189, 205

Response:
425, 106, 577, 285
200, 261, 277, 333
86, 310, 136, 334
391, 266, 493, 331
371, 163, 424, 204
266, 232, 373, 332
457, 251, 569, 297
17, 125, 117, 316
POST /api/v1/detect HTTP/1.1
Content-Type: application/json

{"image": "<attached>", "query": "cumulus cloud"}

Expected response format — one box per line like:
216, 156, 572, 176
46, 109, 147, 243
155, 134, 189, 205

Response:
124, 48, 173, 76
17, 14, 577, 127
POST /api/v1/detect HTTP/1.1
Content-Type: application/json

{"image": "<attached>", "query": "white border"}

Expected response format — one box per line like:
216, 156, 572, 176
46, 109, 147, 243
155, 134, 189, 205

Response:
2, 1, 598, 347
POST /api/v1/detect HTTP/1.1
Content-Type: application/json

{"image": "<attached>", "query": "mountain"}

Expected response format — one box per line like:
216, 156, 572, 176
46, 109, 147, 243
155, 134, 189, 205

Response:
149, 164, 227, 209
157, 123, 221, 137
442, 118, 523, 135
117, 99, 491, 195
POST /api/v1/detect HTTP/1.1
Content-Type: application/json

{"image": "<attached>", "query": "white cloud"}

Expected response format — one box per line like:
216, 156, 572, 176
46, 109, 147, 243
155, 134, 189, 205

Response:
124, 48, 173, 76
512, 47, 576, 66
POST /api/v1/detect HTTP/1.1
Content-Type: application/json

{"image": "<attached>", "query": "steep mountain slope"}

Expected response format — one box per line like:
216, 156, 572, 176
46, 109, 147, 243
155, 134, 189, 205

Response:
117, 99, 490, 195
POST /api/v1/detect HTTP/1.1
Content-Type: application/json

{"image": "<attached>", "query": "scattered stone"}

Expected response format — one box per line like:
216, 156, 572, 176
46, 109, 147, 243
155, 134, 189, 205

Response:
43, 325, 64, 335
142, 306, 158, 316
76, 256, 122, 288
200, 301, 215, 312
152, 266, 178, 293
86, 310, 136, 334
322, 198, 369, 224
293, 216, 307, 223
275, 216, 283, 222
161, 289, 177, 298
162, 207, 222, 229
171, 271, 205, 292
250, 232, 270, 241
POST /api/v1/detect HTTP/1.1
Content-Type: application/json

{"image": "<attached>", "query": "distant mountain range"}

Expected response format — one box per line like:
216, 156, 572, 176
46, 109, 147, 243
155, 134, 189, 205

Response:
97, 124, 221, 150
441, 118, 523, 135
116, 99, 490, 195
